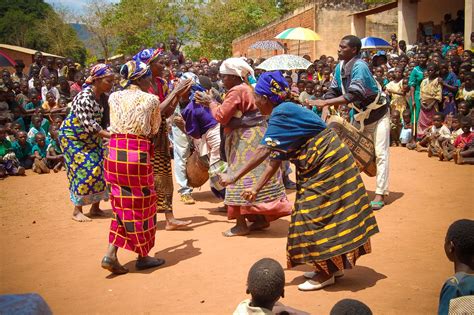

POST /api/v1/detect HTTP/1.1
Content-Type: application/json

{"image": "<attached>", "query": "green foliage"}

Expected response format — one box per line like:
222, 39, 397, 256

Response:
190, 0, 283, 60
0, 0, 87, 64
104, 0, 200, 55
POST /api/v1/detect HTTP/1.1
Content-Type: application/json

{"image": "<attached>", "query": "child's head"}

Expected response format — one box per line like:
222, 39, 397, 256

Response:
330, 299, 373, 315
284, 76, 293, 87
402, 110, 411, 124
374, 66, 384, 78
393, 67, 404, 80
46, 91, 56, 105
314, 84, 323, 97
458, 101, 469, 116
16, 131, 27, 145
297, 80, 306, 93
11, 122, 21, 135
29, 89, 39, 103
246, 258, 285, 308
426, 63, 439, 79
58, 97, 67, 108
460, 117, 472, 135
432, 112, 445, 128
32, 115, 42, 129
464, 71, 473, 89
35, 133, 46, 147
322, 67, 331, 80
49, 125, 59, 140
444, 219, 474, 270
305, 81, 315, 95
451, 114, 462, 131
402, 78, 409, 92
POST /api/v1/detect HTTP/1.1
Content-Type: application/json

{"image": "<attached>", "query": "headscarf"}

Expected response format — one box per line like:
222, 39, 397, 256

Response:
219, 57, 255, 82
254, 71, 290, 104
119, 60, 151, 89
82, 63, 114, 89
180, 72, 206, 100
133, 48, 164, 65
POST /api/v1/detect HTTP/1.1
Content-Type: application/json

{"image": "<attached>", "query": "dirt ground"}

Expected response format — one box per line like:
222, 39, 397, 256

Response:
0, 147, 472, 314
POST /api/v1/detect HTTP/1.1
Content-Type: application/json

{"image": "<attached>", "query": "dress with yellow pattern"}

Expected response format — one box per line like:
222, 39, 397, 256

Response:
59, 86, 108, 205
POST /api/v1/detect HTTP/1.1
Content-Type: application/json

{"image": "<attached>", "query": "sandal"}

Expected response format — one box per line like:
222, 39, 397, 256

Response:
135, 257, 165, 270
101, 256, 129, 275
370, 201, 385, 210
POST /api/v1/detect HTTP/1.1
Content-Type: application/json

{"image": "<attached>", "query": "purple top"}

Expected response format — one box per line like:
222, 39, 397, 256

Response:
181, 100, 218, 139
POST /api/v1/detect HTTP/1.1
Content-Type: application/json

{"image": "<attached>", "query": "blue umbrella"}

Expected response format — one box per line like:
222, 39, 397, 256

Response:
361, 37, 392, 50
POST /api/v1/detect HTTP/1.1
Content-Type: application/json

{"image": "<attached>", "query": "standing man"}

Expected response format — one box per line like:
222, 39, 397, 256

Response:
169, 37, 185, 65
308, 35, 390, 210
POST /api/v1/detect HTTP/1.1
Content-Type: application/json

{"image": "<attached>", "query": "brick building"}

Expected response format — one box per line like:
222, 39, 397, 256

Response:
232, 0, 397, 60
232, 0, 472, 61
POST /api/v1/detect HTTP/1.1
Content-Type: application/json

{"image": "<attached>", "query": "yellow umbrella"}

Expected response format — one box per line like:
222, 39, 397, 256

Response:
275, 27, 321, 55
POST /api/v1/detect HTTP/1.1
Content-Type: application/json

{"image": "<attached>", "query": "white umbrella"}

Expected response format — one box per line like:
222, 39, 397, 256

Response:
255, 54, 312, 71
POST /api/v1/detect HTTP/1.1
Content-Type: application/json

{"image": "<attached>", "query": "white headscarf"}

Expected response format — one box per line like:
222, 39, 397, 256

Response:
219, 57, 255, 81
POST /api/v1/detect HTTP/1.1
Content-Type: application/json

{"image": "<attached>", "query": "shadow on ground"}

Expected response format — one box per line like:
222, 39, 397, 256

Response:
286, 265, 387, 292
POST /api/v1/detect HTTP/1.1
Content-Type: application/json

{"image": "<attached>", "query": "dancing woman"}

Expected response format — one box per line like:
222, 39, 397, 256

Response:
133, 48, 192, 230
195, 58, 291, 237
101, 61, 165, 274
221, 71, 379, 290
59, 64, 113, 222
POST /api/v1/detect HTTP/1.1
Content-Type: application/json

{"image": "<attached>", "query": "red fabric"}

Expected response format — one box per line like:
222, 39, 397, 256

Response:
210, 83, 257, 133
148, 77, 168, 102
454, 132, 474, 149
227, 196, 292, 222
105, 134, 157, 256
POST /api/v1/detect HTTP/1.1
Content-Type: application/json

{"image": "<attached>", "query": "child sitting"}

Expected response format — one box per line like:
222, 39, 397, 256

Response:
415, 113, 451, 156
0, 125, 25, 178
453, 117, 474, 164
31, 133, 50, 174
46, 125, 64, 172
390, 109, 402, 146
40, 78, 59, 102
438, 219, 474, 315
27, 115, 47, 145
23, 90, 43, 115
233, 258, 308, 315
330, 299, 373, 315
399, 110, 413, 146
439, 114, 463, 161
12, 131, 34, 169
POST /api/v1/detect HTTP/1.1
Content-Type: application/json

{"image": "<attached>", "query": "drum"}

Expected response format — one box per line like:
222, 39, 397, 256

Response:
186, 150, 210, 187
208, 160, 228, 191
326, 116, 377, 177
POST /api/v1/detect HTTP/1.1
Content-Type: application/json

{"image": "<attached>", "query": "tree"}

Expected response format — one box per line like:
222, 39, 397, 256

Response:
187, 0, 283, 60
0, 0, 87, 64
81, 0, 116, 59
104, 0, 200, 55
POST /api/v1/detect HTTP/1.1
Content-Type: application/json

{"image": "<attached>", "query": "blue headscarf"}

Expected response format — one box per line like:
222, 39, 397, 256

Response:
255, 71, 290, 104
119, 60, 151, 89
133, 48, 164, 65
82, 63, 114, 89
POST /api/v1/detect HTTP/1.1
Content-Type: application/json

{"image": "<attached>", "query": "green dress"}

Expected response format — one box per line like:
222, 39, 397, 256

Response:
408, 66, 425, 125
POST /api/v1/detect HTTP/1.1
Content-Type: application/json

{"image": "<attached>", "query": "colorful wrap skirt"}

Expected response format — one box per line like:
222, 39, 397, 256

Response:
104, 134, 157, 256
59, 112, 108, 206
152, 121, 174, 214
286, 128, 379, 273
225, 124, 291, 221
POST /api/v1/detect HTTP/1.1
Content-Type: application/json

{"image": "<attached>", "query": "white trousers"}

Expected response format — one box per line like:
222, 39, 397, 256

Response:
362, 111, 390, 196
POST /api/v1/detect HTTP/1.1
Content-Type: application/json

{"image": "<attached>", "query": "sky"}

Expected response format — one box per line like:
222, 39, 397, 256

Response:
45, 0, 119, 16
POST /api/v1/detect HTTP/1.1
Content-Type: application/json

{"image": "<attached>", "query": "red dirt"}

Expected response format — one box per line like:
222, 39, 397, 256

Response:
0, 147, 472, 314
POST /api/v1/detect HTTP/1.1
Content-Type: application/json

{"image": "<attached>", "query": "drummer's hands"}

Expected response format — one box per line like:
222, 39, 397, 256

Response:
241, 188, 258, 203
195, 91, 213, 107
218, 173, 235, 187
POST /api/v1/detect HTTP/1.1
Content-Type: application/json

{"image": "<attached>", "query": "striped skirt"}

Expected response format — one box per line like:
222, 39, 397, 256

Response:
104, 134, 157, 257
287, 128, 379, 273
152, 121, 174, 213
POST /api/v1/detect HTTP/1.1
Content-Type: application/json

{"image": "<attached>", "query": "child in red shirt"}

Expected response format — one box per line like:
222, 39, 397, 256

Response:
454, 117, 474, 164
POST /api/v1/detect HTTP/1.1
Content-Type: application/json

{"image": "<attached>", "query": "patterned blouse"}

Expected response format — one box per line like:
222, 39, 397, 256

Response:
108, 85, 161, 137
71, 87, 103, 134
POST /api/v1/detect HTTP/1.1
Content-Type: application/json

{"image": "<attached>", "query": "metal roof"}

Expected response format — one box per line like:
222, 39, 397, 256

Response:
0, 44, 63, 58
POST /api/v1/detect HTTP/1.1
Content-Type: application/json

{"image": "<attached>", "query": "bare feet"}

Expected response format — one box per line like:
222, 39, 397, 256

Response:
222, 225, 250, 237
72, 211, 92, 222
165, 218, 192, 231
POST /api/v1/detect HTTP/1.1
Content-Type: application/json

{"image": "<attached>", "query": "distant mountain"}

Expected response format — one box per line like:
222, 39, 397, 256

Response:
70, 23, 91, 42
